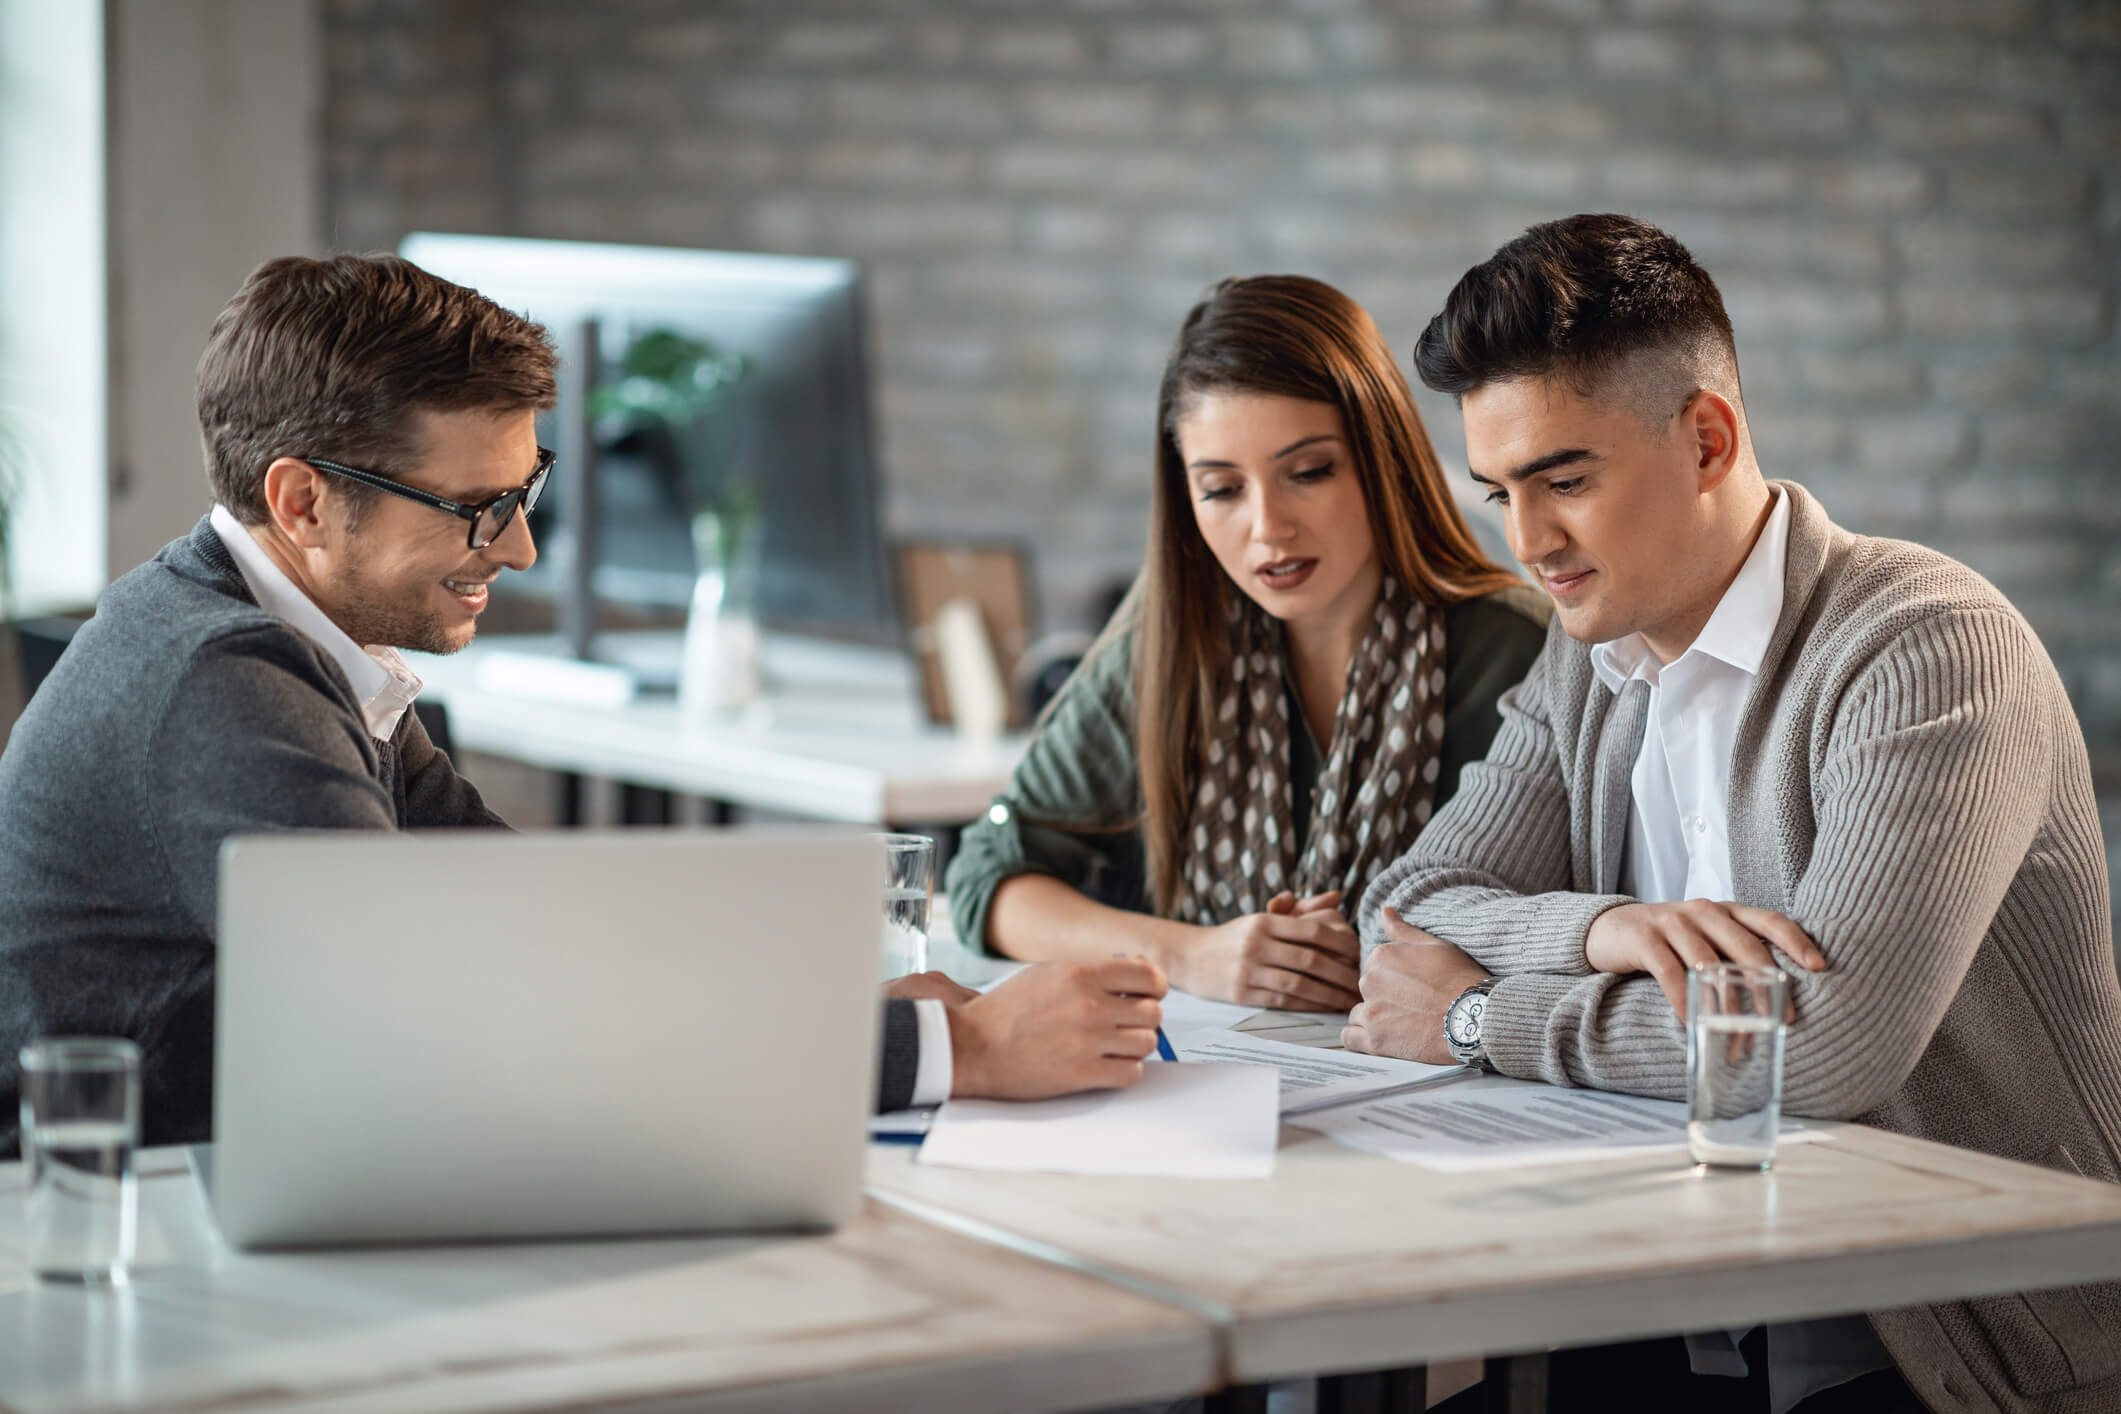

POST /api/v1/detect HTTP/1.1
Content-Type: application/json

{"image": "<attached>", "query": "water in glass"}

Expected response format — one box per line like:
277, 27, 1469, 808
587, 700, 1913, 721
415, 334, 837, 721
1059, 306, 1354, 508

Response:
881, 885, 930, 981
1687, 1011, 1785, 1169
25, 1118, 136, 1283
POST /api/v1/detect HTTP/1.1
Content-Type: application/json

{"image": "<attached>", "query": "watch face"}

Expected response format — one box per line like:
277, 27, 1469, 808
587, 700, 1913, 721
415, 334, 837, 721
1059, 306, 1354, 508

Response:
1447, 992, 1485, 1047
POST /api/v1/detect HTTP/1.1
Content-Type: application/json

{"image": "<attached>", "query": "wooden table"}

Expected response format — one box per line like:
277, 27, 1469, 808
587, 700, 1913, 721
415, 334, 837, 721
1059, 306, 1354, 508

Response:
407, 632, 1024, 826
0, 1151, 1215, 1414
870, 1104, 2121, 1398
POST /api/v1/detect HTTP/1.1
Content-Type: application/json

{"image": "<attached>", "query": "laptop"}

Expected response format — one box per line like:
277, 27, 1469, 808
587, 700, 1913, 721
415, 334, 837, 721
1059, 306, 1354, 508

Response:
210, 829, 882, 1249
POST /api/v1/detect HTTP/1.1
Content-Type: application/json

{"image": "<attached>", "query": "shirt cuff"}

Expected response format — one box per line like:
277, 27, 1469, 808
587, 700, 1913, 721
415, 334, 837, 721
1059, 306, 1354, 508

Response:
909, 998, 954, 1106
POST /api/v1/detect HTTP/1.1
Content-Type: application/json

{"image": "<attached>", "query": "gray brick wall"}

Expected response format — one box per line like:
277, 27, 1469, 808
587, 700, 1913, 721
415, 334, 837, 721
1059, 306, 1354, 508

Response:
325, 0, 2120, 760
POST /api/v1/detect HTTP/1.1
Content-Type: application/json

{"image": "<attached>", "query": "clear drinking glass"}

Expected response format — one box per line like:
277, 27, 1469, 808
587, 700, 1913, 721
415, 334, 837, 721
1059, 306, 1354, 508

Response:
19, 1037, 141, 1284
875, 833, 936, 982
1687, 965, 1789, 1171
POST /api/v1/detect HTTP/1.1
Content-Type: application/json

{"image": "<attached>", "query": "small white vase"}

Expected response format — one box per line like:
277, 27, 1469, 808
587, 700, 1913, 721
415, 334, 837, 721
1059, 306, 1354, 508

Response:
677, 510, 762, 719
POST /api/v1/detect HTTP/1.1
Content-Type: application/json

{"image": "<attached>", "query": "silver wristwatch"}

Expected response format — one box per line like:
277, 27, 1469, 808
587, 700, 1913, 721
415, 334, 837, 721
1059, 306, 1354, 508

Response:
1443, 978, 1498, 1070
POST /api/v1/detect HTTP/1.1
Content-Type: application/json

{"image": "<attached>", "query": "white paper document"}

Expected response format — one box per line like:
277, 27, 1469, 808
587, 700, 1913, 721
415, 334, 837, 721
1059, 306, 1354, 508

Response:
1159, 988, 1269, 1031
917, 1062, 1280, 1179
1296, 1077, 1832, 1171
1163, 1026, 1469, 1114
1233, 1010, 1350, 1048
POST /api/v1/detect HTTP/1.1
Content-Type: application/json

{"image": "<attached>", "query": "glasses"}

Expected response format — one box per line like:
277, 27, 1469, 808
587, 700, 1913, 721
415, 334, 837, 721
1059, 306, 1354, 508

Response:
305, 447, 556, 550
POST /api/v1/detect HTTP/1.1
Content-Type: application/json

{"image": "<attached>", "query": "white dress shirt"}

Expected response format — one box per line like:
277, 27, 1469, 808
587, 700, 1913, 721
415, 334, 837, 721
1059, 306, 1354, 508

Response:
1592, 487, 1890, 1412
210, 505, 424, 742
909, 998, 953, 1107
1594, 488, 1790, 906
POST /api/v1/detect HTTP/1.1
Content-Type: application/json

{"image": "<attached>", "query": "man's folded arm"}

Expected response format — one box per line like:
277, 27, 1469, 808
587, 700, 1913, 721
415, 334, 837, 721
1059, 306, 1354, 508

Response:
1361, 636, 1621, 976
1483, 971, 1685, 1098
1480, 611, 2054, 1121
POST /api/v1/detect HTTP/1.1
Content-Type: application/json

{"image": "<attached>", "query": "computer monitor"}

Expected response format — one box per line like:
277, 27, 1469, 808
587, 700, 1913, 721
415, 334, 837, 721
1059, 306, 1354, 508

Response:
399, 233, 893, 645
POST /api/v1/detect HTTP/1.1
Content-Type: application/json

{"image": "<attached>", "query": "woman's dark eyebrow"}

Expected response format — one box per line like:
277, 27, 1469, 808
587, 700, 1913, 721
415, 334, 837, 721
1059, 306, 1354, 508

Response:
1468, 447, 1597, 486
1272, 433, 1337, 459
1188, 433, 1340, 470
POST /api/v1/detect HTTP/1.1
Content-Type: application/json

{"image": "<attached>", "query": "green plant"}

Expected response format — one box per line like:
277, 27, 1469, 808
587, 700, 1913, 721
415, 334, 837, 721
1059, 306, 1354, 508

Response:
588, 327, 756, 522
590, 328, 749, 425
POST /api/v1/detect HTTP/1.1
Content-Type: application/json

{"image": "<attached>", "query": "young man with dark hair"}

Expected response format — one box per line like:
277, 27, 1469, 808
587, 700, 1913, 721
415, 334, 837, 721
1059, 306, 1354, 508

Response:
1347, 214, 2121, 1413
0, 254, 1160, 1158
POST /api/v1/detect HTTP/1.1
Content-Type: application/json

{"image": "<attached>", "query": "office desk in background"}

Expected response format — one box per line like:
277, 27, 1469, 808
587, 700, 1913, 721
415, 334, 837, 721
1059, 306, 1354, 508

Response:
407, 631, 1025, 828
0, 1155, 1214, 1414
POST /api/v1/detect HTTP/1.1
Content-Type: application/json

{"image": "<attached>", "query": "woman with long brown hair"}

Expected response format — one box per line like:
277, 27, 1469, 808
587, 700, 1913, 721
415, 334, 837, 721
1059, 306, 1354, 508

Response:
945, 275, 1548, 1011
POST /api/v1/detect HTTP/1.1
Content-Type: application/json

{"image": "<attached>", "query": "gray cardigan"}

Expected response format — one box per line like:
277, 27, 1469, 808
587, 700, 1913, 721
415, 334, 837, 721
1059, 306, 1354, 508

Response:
1361, 481, 2121, 1413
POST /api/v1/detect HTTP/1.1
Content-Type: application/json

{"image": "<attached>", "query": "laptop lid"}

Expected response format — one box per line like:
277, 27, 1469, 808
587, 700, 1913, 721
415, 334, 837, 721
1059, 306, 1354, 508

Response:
212, 829, 881, 1249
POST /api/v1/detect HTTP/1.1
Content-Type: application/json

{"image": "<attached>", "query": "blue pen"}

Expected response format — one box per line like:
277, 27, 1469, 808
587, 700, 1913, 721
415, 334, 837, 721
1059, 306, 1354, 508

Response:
1155, 1027, 1177, 1062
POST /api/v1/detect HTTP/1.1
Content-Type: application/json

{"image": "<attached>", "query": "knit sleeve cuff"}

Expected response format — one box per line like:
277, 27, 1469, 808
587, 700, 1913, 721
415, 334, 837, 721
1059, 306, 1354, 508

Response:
1481, 972, 1586, 1084
1489, 891, 1629, 975
1386, 889, 1625, 977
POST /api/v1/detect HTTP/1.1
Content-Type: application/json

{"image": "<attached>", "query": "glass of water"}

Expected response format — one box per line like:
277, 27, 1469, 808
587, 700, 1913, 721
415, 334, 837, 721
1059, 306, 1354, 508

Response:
1687, 964, 1789, 1170
19, 1037, 141, 1284
874, 833, 936, 982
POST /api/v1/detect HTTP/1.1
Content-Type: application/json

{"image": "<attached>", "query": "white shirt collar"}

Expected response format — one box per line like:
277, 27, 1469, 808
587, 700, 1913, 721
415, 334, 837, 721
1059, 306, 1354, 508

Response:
1592, 486, 1791, 693
209, 504, 424, 741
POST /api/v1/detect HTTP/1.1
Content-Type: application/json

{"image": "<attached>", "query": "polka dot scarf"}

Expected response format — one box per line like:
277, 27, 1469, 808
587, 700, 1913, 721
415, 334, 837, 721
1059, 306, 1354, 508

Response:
1175, 576, 1445, 925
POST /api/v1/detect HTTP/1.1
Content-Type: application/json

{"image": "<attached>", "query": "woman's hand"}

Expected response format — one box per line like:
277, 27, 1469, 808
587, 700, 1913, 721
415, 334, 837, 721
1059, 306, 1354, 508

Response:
1167, 894, 1361, 1011
1267, 889, 1346, 919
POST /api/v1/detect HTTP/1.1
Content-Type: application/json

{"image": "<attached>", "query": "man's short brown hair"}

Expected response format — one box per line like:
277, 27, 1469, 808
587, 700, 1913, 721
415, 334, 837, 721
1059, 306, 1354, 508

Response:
196, 254, 559, 524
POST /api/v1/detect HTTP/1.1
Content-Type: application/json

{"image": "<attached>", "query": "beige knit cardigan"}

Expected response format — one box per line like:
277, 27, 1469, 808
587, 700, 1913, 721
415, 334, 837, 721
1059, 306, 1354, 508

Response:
1360, 480, 2121, 1414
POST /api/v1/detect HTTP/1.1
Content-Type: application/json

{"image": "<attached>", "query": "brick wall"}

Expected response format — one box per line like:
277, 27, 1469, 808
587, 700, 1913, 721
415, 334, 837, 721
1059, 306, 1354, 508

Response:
325, 0, 2120, 757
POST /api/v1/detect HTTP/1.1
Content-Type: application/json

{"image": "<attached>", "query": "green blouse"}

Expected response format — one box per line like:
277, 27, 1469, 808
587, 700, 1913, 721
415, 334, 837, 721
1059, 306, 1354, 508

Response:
945, 584, 1552, 955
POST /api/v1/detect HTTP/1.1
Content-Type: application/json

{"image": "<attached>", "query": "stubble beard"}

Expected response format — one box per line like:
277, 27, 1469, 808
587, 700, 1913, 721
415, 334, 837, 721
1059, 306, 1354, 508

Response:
327, 564, 470, 655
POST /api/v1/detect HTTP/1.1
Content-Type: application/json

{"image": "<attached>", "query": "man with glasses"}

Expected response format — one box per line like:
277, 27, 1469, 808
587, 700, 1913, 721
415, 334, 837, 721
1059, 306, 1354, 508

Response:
0, 253, 1162, 1156
0, 254, 554, 1153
